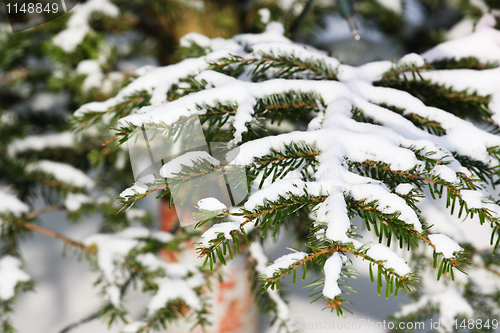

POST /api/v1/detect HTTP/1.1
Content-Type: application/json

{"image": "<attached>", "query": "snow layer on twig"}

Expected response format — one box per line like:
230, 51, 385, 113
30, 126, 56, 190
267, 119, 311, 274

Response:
322, 252, 343, 299
0, 256, 31, 300
429, 234, 463, 258
7, 132, 75, 156
197, 197, 227, 211
53, 0, 119, 53
366, 243, 412, 276
26, 160, 95, 189
264, 252, 308, 278
0, 188, 29, 216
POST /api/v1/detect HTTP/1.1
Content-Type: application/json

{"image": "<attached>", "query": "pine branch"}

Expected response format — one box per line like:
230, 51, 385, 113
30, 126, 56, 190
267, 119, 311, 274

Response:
211, 53, 337, 80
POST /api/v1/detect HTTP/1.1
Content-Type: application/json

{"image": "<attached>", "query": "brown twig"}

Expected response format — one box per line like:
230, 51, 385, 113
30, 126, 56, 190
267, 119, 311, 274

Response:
27, 204, 65, 219
22, 222, 96, 254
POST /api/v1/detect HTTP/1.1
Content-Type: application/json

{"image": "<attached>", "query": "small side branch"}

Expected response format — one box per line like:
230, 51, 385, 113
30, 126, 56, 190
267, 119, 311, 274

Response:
21, 222, 95, 254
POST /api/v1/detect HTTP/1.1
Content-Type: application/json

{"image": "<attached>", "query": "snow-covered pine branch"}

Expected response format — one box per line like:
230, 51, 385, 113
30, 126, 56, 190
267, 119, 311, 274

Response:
68, 11, 500, 331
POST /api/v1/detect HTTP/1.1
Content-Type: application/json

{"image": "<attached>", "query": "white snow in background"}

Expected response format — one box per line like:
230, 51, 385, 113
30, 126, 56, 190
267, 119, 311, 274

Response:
83, 232, 139, 285
258, 8, 271, 24
8, 132, 75, 156
147, 278, 202, 315
77, 59, 104, 91
249, 241, 291, 323
53, 0, 119, 53
322, 252, 342, 299
445, 18, 475, 40
30, 92, 70, 113
83, 227, 177, 306
197, 197, 227, 211
376, 0, 402, 14
136, 253, 197, 278
423, 14, 500, 64
428, 234, 463, 258
125, 208, 146, 221
150, 231, 174, 243
366, 244, 412, 276
471, 0, 489, 14
264, 252, 308, 278
0, 188, 29, 216
200, 221, 240, 247
64, 193, 92, 211
395, 183, 415, 195
460, 190, 485, 209
395, 271, 473, 333
159, 151, 220, 178
26, 160, 95, 189
0, 256, 31, 300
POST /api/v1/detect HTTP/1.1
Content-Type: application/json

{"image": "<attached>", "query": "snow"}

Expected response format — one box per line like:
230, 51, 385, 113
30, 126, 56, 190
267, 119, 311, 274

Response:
250, 42, 340, 72
395, 271, 474, 333
64, 193, 92, 211
119, 182, 148, 200
0, 256, 31, 300
150, 231, 174, 243
322, 252, 342, 299
8, 132, 75, 156
52, 0, 119, 53
397, 53, 425, 67
125, 208, 146, 220
159, 151, 220, 178
460, 190, 485, 209
147, 278, 202, 315
365, 244, 412, 276
200, 221, 241, 248
445, 18, 475, 40
137, 253, 199, 284
258, 8, 271, 24
264, 252, 308, 278
428, 234, 463, 258
0, 188, 29, 217
350, 184, 423, 232
75, 50, 235, 116
248, 241, 291, 322
26, 160, 95, 189
83, 232, 139, 284
431, 165, 458, 184
376, 0, 402, 14
422, 15, 500, 64
395, 183, 415, 195
77, 60, 104, 91
197, 197, 227, 211
83, 227, 171, 306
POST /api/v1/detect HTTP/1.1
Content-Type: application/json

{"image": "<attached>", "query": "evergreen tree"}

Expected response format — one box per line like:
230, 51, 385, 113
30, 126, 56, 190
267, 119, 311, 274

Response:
1, 1, 500, 333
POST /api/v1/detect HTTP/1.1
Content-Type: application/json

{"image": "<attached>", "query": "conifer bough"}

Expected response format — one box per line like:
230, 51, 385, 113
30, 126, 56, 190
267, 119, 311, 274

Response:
3, 4, 500, 333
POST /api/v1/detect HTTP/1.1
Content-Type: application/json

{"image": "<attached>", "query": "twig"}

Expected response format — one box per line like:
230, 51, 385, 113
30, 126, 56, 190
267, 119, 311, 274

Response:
21, 222, 96, 254
27, 204, 65, 219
